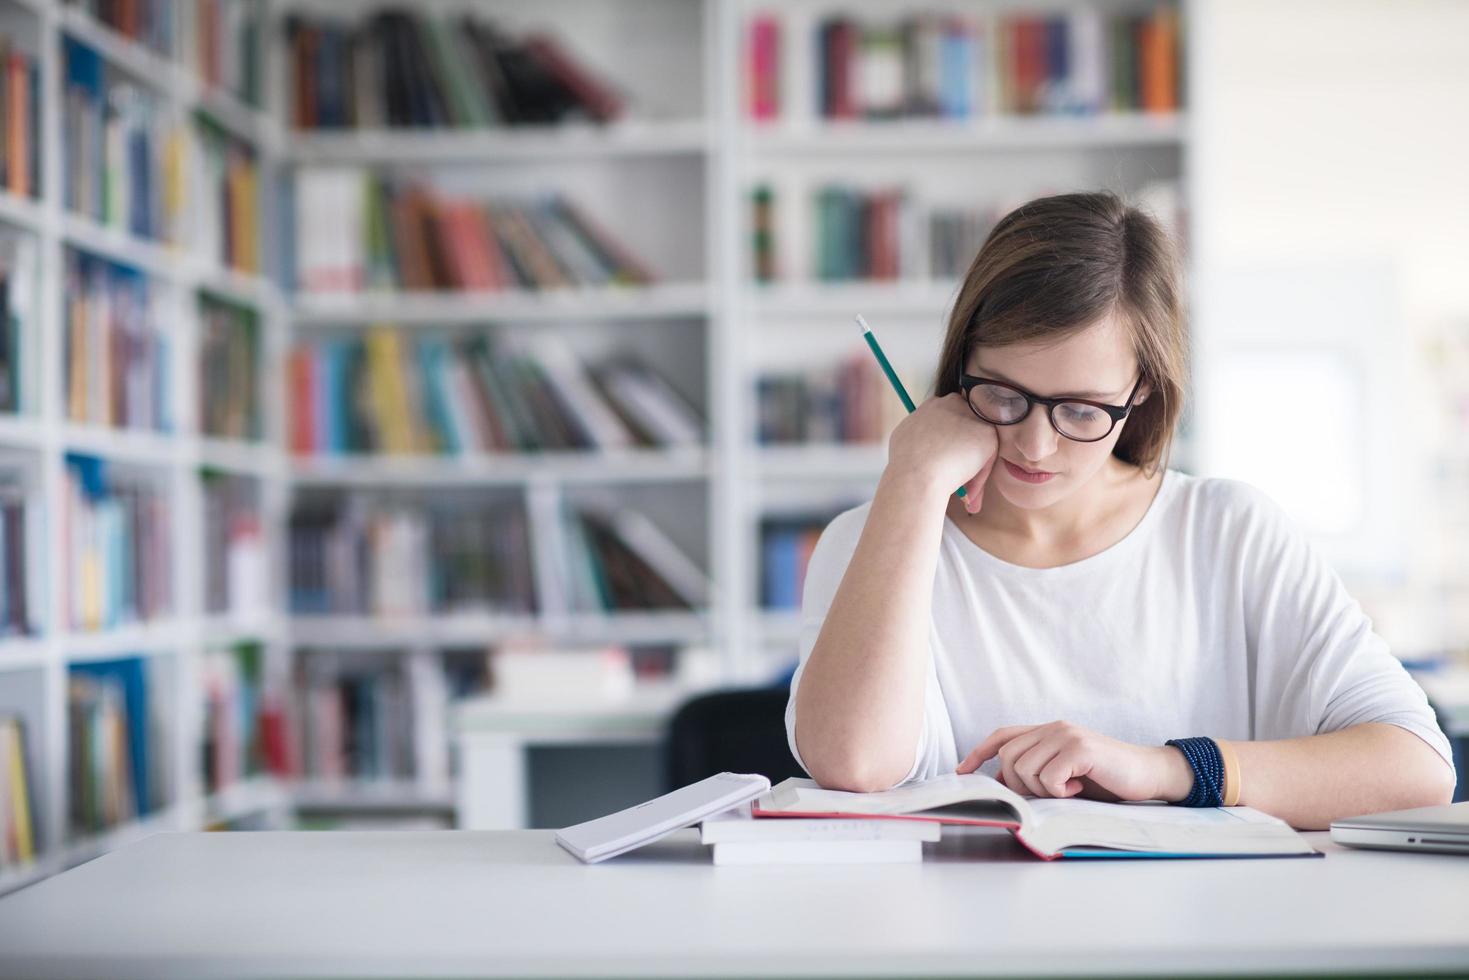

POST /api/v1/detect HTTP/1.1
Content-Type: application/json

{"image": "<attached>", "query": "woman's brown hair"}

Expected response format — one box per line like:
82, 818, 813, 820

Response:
932, 191, 1188, 478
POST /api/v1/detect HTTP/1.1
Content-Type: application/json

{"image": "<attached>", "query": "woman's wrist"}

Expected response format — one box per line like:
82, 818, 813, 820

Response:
877, 462, 960, 509
1153, 743, 1196, 803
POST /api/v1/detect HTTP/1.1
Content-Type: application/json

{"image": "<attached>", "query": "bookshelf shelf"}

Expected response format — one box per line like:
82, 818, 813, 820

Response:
194, 267, 284, 313
290, 449, 710, 488
60, 423, 178, 466
199, 778, 292, 825
59, 804, 183, 870
755, 444, 888, 480
0, 638, 47, 671
748, 113, 1186, 154
197, 438, 284, 478
288, 610, 710, 649
0, 191, 44, 233
292, 780, 455, 813
60, 214, 180, 279
56, 7, 178, 93
747, 280, 961, 319
60, 622, 187, 660
282, 120, 714, 165
289, 282, 712, 326
0, 415, 44, 449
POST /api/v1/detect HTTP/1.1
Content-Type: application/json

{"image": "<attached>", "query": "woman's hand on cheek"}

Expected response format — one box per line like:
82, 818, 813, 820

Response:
954, 721, 1179, 803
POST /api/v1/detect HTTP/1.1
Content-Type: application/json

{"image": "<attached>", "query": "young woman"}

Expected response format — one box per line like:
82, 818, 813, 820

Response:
785, 191, 1455, 830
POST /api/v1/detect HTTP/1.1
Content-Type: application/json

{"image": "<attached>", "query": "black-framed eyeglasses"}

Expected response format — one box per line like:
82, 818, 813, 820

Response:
958, 371, 1145, 443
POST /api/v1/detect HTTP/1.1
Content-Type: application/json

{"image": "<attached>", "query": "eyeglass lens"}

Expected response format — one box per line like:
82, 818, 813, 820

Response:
967, 383, 1114, 441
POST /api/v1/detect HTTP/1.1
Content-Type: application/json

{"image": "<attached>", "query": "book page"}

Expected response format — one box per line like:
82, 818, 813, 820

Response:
1021, 798, 1313, 856
759, 773, 1033, 823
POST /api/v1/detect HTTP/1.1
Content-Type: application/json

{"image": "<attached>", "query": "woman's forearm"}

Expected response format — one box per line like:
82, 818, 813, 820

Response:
1157, 723, 1456, 829
794, 468, 953, 792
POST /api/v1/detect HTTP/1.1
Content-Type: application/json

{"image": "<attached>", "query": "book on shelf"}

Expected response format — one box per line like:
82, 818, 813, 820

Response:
0, 231, 37, 415
558, 502, 709, 614
288, 329, 702, 456
62, 455, 171, 632
198, 292, 260, 442
753, 774, 1318, 860
799, 4, 1180, 122
295, 170, 654, 295
289, 494, 537, 617
746, 15, 781, 121
760, 516, 825, 612
67, 656, 172, 838
64, 248, 172, 432
0, 479, 32, 637
0, 714, 37, 870
294, 649, 435, 784
756, 351, 909, 446
750, 184, 776, 282
69, 0, 176, 57
0, 34, 41, 200
193, 0, 263, 107
62, 38, 187, 244
193, 112, 260, 275
201, 641, 292, 794
200, 471, 265, 619
287, 10, 624, 130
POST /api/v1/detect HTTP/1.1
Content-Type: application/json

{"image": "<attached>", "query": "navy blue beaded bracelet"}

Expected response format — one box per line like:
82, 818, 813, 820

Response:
1165, 737, 1225, 807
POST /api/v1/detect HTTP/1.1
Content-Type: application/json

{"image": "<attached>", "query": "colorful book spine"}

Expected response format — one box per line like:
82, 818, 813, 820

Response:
760, 516, 829, 609
62, 456, 172, 632
71, 0, 176, 57
0, 231, 37, 415
0, 714, 37, 868
0, 35, 41, 199
200, 641, 291, 794
200, 472, 265, 618
194, 0, 263, 106
747, 15, 781, 120
0, 480, 31, 637
194, 114, 261, 275
63, 249, 171, 432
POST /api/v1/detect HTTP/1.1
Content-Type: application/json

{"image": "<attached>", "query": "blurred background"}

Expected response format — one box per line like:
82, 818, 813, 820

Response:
0, 0, 1465, 892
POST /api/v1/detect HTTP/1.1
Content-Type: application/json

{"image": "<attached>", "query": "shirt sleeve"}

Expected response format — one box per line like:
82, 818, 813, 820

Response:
1231, 481, 1456, 772
783, 504, 952, 789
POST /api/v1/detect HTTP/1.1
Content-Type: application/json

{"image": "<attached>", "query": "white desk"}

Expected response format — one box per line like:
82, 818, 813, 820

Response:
0, 828, 1466, 978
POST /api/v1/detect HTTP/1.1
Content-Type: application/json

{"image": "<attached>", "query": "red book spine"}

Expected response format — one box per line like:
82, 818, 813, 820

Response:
748, 16, 780, 120
830, 21, 857, 119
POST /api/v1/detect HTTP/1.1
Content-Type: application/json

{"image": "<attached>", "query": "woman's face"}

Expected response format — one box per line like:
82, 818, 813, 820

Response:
963, 315, 1150, 511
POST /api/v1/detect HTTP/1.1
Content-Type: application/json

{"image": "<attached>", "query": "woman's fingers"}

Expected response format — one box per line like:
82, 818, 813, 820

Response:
955, 724, 1035, 774
1038, 752, 1086, 798
996, 728, 1049, 796
1011, 739, 1065, 798
962, 457, 995, 514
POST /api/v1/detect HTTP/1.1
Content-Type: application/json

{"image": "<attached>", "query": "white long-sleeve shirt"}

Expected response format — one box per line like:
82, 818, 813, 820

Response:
785, 468, 1454, 788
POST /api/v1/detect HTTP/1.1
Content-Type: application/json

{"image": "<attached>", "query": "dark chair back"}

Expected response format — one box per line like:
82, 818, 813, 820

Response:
664, 686, 808, 792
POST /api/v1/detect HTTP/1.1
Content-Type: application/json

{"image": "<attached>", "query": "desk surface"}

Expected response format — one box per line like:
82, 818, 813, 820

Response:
0, 828, 1466, 979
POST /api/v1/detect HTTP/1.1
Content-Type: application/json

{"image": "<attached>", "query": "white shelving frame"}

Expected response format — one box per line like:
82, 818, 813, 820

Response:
0, 0, 1196, 891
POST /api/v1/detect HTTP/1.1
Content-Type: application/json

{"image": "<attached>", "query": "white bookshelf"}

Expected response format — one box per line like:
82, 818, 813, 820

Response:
0, 0, 1200, 887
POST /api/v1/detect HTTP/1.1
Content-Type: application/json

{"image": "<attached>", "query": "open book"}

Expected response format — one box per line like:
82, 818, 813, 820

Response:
752, 773, 1321, 860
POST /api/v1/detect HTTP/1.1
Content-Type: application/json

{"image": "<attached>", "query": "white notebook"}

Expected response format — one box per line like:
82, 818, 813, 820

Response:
711, 839, 923, 865
701, 801, 941, 844
556, 772, 771, 863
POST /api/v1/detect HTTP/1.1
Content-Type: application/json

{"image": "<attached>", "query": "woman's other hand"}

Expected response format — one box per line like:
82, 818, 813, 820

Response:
955, 721, 1193, 803
887, 393, 998, 514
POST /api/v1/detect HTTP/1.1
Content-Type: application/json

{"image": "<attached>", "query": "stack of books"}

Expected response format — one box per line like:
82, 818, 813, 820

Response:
71, 0, 175, 56
200, 471, 265, 618
63, 39, 185, 243
0, 476, 32, 636
0, 232, 36, 415
288, 495, 537, 617
62, 456, 172, 632
0, 714, 36, 871
798, 3, 1181, 121
286, 11, 624, 129
701, 802, 939, 865
200, 641, 292, 794
289, 330, 702, 455
197, 293, 260, 442
67, 657, 172, 837
0, 34, 40, 200
193, 114, 261, 275
293, 650, 416, 783
294, 172, 653, 295
193, 0, 264, 107
756, 351, 908, 446
64, 250, 172, 433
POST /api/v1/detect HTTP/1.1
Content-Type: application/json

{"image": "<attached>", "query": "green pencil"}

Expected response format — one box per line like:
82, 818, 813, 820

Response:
856, 314, 967, 499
